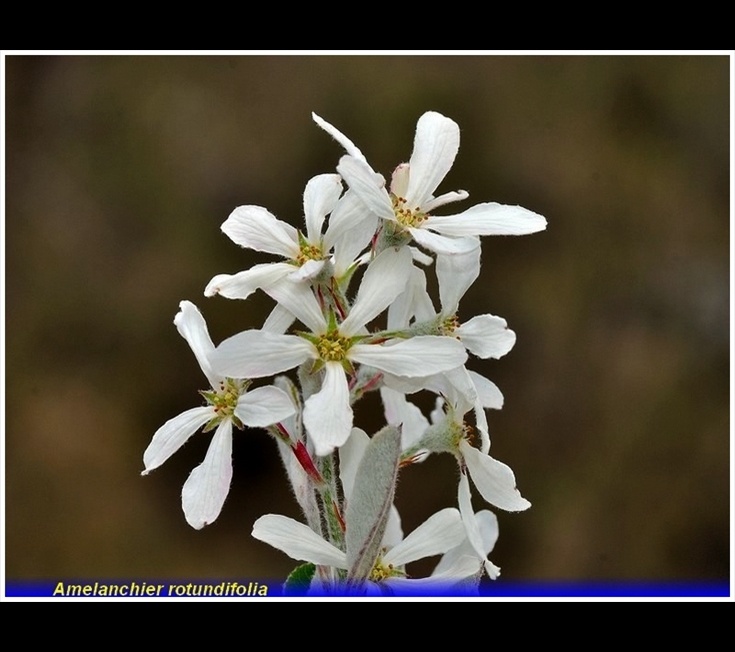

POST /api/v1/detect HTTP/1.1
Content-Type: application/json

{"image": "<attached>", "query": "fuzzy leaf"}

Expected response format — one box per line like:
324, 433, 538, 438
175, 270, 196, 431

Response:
345, 425, 401, 587
283, 563, 316, 596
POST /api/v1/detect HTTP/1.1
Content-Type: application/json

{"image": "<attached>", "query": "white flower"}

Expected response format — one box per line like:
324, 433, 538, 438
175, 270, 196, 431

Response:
205, 174, 376, 300
211, 247, 468, 456
390, 246, 517, 362
315, 111, 547, 255
142, 301, 296, 529
251, 507, 466, 594
382, 247, 512, 452
204, 174, 340, 300
415, 395, 530, 513
251, 426, 468, 593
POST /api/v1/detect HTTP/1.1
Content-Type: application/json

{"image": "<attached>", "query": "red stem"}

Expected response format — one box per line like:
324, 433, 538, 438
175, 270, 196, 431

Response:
292, 441, 324, 486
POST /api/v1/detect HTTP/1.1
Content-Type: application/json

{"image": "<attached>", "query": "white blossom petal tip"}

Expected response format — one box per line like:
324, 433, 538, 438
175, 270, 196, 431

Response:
456, 314, 517, 360
181, 420, 234, 529
461, 440, 531, 512
427, 203, 547, 237
172, 300, 221, 388
252, 513, 348, 568
406, 112, 461, 209
235, 386, 296, 428
143, 406, 214, 474
312, 113, 367, 163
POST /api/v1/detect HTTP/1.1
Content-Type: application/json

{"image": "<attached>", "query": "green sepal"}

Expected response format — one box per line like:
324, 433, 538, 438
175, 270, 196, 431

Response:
296, 330, 320, 346
340, 357, 356, 376
336, 260, 359, 295
283, 563, 316, 596
326, 308, 339, 333
296, 230, 310, 249
199, 389, 218, 403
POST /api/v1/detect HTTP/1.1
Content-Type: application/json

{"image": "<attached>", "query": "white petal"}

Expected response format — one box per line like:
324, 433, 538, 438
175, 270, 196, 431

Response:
389, 163, 410, 198
203, 262, 294, 300
461, 440, 531, 512
484, 558, 502, 580
350, 336, 467, 377
431, 551, 483, 580
475, 401, 491, 455
408, 246, 434, 266
336, 156, 395, 221
339, 427, 370, 500
340, 247, 413, 336
457, 472, 491, 563
475, 510, 500, 556
380, 372, 434, 396
262, 303, 295, 334
143, 406, 214, 474
253, 513, 348, 568
312, 112, 367, 163
478, 521, 501, 578
424, 202, 547, 237
436, 246, 481, 315
212, 330, 314, 378
264, 277, 327, 334
469, 370, 504, 410
303, 173, 343, 243
323, 189, 377, 250
332, 219, 379, 279
182, 420, 233, 529
288, 259, 325, 282
380, 386, 429, 451
426, 366, 477, 414
384, 508, 464, 567
432, 487, 502, 581
222, 205, 299, 258
327, 192, 379, 277
303, 362, 353, 456
387, 265, 435, 330
173, 301, 221, 388
383, 505, 404, 550
422, 189, 469, 213
409, 226, 480, 255
406, 112, 460, 209
456, 314, 516, 359
235, 386, 295, 428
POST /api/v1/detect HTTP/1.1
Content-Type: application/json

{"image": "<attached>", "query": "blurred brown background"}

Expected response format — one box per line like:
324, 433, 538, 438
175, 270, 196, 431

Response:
4, 54, 730, 587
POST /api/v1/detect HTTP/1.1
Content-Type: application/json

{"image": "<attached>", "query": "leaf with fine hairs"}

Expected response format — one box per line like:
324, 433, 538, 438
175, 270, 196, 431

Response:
345, 425, 401, 587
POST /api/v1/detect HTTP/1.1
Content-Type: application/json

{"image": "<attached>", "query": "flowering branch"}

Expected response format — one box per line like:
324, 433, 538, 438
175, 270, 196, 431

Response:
143, 110, 546, 595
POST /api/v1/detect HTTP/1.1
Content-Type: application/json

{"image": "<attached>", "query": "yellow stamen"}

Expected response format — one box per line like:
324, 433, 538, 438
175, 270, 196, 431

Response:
316, 332, 351, 362
391, 194, 427, 228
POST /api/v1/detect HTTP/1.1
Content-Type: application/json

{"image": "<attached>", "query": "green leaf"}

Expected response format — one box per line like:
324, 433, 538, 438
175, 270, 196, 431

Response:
345, 425, 401, 588
283, 563, 316, 596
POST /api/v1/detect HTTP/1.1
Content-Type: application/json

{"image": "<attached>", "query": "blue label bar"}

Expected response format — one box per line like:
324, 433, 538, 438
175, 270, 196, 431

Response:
4, 580, 731, 598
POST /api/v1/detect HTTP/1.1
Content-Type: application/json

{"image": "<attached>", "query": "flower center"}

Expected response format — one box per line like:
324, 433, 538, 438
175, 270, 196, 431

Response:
316, 331, 351, 362
294, 241, 325, 266
391, 194, 427, 228
369, 555, 404, 583
449, 418, 476, 450
201, 378, 250, 423
438, 314, 460, 336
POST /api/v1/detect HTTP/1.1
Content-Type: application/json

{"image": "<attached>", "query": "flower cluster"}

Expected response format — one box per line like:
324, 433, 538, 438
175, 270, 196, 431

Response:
143, 111, 546, 594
